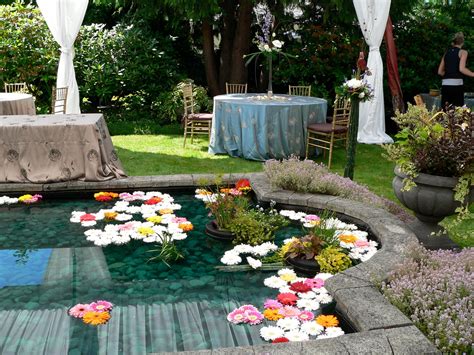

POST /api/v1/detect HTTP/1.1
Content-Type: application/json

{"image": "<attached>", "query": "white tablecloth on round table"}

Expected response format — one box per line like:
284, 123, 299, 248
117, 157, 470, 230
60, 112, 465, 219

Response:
0, 93, 36, 115
209, 94, 327, 161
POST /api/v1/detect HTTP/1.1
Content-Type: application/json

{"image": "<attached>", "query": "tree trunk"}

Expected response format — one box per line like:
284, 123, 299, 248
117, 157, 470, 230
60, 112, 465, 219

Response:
218, 0, 237, 92
202, 20, 220, 97
229, 0, 253, 83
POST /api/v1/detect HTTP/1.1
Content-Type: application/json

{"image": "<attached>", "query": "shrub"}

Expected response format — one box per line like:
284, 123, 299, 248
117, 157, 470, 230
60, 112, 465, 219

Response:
264, 157, 413, 222
382, 245, 473, 354
315, 246, 352, 274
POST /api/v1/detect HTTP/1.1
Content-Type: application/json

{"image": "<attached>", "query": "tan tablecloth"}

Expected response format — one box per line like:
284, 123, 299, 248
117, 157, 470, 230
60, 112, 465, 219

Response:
0, 93, 36, 115
0, 114, 127, 183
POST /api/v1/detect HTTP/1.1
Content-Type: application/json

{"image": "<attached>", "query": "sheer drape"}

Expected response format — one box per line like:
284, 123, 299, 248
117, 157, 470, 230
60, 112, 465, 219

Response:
37, 0, 88, 114
353, 0, 393, 144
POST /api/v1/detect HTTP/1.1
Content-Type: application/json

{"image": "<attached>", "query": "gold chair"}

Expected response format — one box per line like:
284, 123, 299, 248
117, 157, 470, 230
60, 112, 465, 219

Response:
306, 95, 351, 169
51, 86, 68, 114
182, 83, 212, 147
288, 85, 311, 96
414, 95, 425, 107
225, 83, 248, 94
4, 82, 28, 93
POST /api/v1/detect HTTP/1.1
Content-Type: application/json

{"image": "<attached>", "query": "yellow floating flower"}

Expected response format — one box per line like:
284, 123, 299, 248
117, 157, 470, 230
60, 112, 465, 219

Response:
18, 194, 33, 202
146, 216, 163, 224
220, 188, 232, 194
263, 308, 283, 321
178, 222, 193, 232
196, 189, 212, 196
338, 234, 358, 244
316, 314, 339, 328
279, 273, 297, 282
104, 211, 118, 221
82, 311, 111, 325
159, 208, 173, 215
138, 227, 155, 236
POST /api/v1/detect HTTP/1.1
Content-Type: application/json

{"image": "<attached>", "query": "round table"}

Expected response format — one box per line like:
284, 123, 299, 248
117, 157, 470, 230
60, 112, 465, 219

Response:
420, 93, 474, 110
209, 94, 327, 161
0, 93, 36, 115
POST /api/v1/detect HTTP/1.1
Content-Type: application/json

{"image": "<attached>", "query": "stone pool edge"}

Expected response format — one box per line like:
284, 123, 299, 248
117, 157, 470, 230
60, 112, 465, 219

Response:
0, 173, 440, 355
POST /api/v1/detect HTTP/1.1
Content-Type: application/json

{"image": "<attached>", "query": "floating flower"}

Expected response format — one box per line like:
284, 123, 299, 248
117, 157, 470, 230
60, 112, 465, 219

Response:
239, 305, 258, 313
260, 326, 285, 341
272, 337, 289, 343
229, 188, 243, 196
68, 303, 92, 318
263, 299, 283, 309
315, 293, 333, 304
263, 308, 283, 321
145, 197, 163, 205
296, 299, 320, 311
94, 192, 118, 202
246, 256, 262, 269
278, 268, 297, 282
18, 194, 42, 204
221, 251, 242, 265
297, 310, 315, 322
278, 306, 301, 318
289, 281, 312, 293
159, 208, 173, 215
137, 227, 155, 236
300, 321, 324, 336
354, 240, 370, 248
146, 216, 163, 224
82, 311, 111, 325
298, 291, 317, 299
246, 310, 264, 325
317, 326, 345, 339
277, 293, 298, 306
227, 308, 247, 324
338, 234, 358, 244
276, 317, 300, 331
89, 300, 113, 312
178, 222, 194, 232
80, 214, 96, 222
235, 179, 251, 192
316, 314, 339, 328
285, 330, 309, 342
264, 276, 287, 289
304, 278, 325, 289
104, 211, 118, 221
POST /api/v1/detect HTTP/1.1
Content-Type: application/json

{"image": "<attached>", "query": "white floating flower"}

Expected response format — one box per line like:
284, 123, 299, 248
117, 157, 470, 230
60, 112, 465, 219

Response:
317, 326, 345, 339
315, 293, 333, 304
299, 291, 317, 299
221, 251, 242, 265
314, 273, 333, 281
300, 322, 324, 336
246, 256, 262, 269
296, 298, 320, 311
264, 276, 288, 289
276, 318, 300, 331
260, 326, 285, 341
285, 330, 309, 342
233, 244, 254, 254
278, 285, 296, 294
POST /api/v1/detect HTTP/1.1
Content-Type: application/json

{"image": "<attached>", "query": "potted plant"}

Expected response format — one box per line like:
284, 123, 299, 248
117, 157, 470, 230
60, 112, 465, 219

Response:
384, 105, 473, 223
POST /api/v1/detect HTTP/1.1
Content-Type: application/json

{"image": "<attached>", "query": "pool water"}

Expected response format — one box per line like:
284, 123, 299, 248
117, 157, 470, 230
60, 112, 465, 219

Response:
0, 193, 347, 354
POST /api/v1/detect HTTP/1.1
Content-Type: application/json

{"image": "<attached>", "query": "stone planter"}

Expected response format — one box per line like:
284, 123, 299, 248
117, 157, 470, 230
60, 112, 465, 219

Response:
286, 256, 320, 276
393, 166, 474, 223
205, 220, 235, 241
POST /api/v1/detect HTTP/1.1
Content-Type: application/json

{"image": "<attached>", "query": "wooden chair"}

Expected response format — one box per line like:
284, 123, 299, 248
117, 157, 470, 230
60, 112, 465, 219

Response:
182, 83, 212, 147
289, 85, 311, 96
4, 82, 28, 93
51, 86, 68, 114
225, 83, 248, 94
305, 95, 351, 169
414, 94, 425, 107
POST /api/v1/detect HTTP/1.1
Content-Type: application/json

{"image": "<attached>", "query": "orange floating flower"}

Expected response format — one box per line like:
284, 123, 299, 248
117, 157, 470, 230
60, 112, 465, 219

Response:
178, 222, 194, 232
82, 311, 111, 325
316, 314, 339, 328
220, 188, 232, 194
94, 192, 118, 202
104, 211, 118, 221
235, 179, 251, 192
145, 197, 163, 205
159, 208, 173, 215
263, 308, 283, 321
338, 234, 358, 244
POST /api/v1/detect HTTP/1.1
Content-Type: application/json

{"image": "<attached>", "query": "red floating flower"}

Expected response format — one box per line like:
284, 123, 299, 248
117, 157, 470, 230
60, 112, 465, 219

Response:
145, 197, 163, 205
80, 213, 96, 222
289, 281, 312, 293
272, 337, 289, 343
277, 292, 298, 306
235, 179, 251, 191
95, 195, 113, 202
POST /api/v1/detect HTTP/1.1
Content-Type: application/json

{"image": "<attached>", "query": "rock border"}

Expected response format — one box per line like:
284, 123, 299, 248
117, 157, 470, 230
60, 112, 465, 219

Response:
0, 173, 440, 354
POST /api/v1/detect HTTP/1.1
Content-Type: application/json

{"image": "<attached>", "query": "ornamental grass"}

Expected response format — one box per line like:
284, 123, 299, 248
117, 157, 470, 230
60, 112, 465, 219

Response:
264, 157, 412, 222
382, 245, 473, 354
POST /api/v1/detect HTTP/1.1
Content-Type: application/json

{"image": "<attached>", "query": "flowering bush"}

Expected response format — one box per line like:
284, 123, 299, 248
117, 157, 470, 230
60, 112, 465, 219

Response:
264, 157, 413, 222
382, 245, 473, 354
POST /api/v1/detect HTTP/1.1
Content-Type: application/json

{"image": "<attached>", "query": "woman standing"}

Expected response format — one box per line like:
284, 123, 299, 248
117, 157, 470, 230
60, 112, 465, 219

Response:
438, 32, 474, 108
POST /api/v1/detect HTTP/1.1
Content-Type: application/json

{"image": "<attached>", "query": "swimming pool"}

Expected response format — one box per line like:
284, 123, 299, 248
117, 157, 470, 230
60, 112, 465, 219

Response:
0, 191, 356, 354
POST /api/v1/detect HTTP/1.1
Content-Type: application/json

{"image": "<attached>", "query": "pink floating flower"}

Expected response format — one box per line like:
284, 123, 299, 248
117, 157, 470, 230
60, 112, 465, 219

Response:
245, 310, 264, 325
277, 293, 299, 306
229, 188, 243, 196
117, 222, 136, 231
240, 304, 259, 313
264, 299, 283, 309
80, 213, 96, 222
304, 278, 325, 289
278, 306, 301, 318
354, 240, 370, 248
297, 310, 315, 322
227, 309, 247, 324
305, 214, 320, 221
68, 303, 92, 318
171, 217, 188, 223
90, 300, 113, 312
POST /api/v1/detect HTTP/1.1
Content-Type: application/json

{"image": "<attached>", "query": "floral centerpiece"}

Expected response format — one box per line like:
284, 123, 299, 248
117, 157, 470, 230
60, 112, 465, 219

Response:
383, 105, 473, 229
335, 54, 373, 180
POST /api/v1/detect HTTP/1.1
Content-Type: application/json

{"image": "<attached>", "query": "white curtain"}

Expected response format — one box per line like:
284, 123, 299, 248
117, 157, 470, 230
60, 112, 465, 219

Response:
353, 0, 393, 144
37, 0, 88, 114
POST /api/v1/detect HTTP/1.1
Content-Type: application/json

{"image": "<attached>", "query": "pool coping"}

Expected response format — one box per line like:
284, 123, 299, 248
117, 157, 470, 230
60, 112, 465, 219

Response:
0, 173, 440, 354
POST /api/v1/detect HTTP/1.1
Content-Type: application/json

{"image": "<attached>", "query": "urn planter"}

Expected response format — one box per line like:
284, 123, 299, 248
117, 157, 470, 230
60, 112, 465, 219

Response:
392, 166, 474, 223
205, 220, 235, 241
286, 256, 320, 276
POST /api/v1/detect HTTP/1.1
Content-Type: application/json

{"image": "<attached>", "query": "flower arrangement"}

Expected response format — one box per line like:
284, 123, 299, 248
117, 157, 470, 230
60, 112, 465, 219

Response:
68, 300, 113, 326
382, 245, 473, 354
335, 76, 373, 102
227, 271, 345, 343
0, 194, 42, 205
70, 190, 193, 266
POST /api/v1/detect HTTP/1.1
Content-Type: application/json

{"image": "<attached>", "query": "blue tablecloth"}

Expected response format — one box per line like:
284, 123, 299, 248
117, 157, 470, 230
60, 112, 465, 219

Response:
420, 93, 474, 110
209, 94, 327, 161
